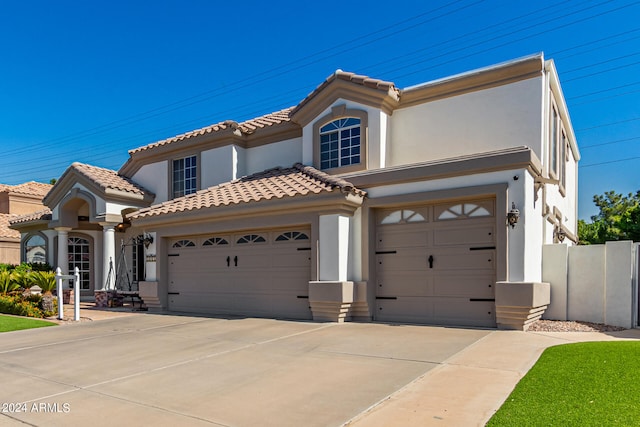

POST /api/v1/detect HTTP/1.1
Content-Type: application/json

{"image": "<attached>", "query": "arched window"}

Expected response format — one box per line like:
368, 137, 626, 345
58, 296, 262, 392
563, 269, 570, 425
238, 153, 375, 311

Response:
236, 234, 266, 244
380, 210, 426, 225
275, 231, 309, 242
172, 239, 196, 248
437, 203, 492, 220
203, 237, 229, 246
24, 234, 47, 264
320, 118, 361, 169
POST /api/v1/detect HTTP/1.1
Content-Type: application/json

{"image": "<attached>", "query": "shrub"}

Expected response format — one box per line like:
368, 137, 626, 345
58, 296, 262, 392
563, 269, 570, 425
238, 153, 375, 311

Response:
0, 294, 44, 318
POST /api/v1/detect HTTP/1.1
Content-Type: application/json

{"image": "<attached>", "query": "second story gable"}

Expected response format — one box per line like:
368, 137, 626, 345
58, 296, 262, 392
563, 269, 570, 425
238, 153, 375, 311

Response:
117, 53, 578, 205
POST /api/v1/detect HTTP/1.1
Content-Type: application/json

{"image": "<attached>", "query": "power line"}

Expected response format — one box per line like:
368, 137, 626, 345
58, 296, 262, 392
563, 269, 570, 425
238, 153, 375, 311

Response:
580, 156, 640, 168
581, 136, 640, 149
576, 117, 640, 132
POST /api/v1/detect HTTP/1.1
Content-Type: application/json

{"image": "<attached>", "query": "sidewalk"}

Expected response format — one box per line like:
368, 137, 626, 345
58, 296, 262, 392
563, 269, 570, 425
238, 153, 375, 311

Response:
345, 328, 640, 427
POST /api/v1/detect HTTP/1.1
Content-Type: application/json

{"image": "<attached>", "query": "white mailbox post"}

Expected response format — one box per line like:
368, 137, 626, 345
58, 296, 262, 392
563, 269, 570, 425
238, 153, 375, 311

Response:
55, 267, 81, 321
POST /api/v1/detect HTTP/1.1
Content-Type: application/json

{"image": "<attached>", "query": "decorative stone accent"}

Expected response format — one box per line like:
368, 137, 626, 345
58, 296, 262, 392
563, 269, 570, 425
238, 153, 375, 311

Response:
63, 289, 73, 304
309, 281, 354, 322
495, 282, 550, 331
94, 290, 109, 307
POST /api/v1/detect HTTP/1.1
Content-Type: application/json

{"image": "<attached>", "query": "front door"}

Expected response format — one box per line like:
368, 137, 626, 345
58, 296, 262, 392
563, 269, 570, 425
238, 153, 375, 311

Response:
68, 236, 92, 295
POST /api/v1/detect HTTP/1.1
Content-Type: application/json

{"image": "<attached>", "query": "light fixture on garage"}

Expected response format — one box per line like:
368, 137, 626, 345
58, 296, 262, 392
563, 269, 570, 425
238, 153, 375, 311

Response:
507, 202, 520, 228
555, 226, 566, 243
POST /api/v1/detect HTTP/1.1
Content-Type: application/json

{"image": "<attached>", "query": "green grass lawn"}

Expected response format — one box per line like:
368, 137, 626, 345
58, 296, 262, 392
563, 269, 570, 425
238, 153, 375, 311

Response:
0, 314, 57, 332
487, 341, 640, 426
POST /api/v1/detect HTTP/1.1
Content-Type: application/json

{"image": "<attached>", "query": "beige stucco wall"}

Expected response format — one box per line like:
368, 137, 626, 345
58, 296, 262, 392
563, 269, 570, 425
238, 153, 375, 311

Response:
388, 77, 543, 167
544, 242, 635, 328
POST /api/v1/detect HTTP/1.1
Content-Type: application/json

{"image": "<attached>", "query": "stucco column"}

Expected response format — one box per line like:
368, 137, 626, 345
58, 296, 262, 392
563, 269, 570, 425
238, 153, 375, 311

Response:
102, 224, 117, 290
318, 214, 350, 281
55, 227, 72, 275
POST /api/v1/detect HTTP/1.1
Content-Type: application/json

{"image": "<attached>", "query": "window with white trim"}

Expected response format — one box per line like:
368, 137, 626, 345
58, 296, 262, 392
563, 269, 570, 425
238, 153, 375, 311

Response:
173, 155, 197, 198
319, 118, 361, 169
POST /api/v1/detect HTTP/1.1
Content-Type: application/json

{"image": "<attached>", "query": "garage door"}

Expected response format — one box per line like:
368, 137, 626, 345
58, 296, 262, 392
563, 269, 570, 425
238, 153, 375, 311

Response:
375, 199, 496, 327
167, 229, 312, 319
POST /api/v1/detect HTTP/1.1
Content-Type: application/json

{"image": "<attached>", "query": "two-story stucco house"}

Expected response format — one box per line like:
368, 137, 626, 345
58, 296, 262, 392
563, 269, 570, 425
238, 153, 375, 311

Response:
10, 53, 579, 327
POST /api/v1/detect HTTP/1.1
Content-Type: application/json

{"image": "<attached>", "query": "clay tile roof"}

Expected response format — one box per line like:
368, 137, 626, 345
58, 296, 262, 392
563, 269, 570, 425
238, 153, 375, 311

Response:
291, 70, 400, 116
8, 209, 52, 227
69, 163, 150, 196
129, 163, 365, 220
0, 181, 52, 198
129, 107, 295, 154
0, 214, 20, 239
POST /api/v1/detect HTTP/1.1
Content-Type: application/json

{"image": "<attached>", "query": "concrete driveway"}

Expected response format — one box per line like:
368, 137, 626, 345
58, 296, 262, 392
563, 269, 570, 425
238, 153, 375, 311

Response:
0, 314, 490, 427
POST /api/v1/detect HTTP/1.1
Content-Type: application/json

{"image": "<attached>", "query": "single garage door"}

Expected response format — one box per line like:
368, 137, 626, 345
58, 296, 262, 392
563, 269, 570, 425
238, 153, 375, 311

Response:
375, 199, 496, 327
167, 229, 312, 319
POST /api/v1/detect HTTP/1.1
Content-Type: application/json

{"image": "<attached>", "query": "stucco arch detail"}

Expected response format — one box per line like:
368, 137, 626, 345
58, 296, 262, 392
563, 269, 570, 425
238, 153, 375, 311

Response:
56, 188, 100, 228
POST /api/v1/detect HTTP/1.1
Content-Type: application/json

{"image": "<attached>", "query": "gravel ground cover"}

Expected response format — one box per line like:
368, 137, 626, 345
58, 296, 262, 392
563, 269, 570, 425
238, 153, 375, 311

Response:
528, 319, 626, 332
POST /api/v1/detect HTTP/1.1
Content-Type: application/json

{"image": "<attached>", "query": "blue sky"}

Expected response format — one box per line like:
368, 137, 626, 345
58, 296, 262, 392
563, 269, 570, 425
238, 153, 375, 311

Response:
0, 0, 639, 220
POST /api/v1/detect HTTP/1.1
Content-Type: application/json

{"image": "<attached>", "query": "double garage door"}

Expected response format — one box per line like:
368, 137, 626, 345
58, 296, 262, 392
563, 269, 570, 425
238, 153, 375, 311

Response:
168, 229, 312, 320
375, 199, 497, 327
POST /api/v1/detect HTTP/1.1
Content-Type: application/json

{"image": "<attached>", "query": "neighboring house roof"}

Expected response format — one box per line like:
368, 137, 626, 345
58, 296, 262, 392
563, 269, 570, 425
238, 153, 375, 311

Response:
0, 213, 20, 240
129, 107, 295, 155
0, 181, 52, 198
129, 163, 366, 220
8, 209, 52, 227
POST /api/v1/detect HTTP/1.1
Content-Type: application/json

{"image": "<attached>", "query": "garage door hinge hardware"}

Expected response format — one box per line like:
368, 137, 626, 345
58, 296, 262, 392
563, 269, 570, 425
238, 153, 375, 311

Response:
375, 250, 397, 255
168, 254, 180, 257
297, 247, 311, 251
469, 298, 495, 302
469, 246, 496, 251
376, 296, 397, 300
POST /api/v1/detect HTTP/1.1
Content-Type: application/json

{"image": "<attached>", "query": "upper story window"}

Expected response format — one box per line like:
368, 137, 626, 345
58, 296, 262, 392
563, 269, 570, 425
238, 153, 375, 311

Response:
313, 105, 367, 173
549, 97, 568, 197
173, 155, 197, 198
319, 118, 361, 169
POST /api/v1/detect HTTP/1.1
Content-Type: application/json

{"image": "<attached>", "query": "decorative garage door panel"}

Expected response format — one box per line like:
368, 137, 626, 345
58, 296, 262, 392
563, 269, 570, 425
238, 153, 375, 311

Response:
167, 230, 312, 320
375, 200, 497, 327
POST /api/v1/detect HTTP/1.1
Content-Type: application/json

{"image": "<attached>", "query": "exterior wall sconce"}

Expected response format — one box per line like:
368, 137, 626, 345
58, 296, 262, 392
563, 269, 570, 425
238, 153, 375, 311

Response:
507, 202, 520, 228
142, 233, 154, 249
134, 233, 154, 249
555, 227, 566, 243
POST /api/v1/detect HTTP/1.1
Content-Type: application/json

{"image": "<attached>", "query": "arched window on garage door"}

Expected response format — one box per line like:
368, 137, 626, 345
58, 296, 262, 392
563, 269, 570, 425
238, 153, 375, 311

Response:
380, 209, 426, 225
436, 201, 494, 220
172, 239, 196, 248
236, 234, 266, 244
275, 231, 309, 242
203, 237, 229, 246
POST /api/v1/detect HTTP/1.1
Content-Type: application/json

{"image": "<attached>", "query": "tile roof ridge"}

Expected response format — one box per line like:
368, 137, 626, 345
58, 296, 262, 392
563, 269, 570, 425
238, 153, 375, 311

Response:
292, 163, 365, 196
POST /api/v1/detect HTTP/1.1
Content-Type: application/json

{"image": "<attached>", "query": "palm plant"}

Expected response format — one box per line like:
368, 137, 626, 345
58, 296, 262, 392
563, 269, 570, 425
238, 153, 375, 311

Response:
29, 271, 57, 313
0, 271, 19, 294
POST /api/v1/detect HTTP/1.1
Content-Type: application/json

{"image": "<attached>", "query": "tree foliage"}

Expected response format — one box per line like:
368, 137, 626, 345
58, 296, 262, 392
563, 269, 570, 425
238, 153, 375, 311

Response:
578, 190, 640, 244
